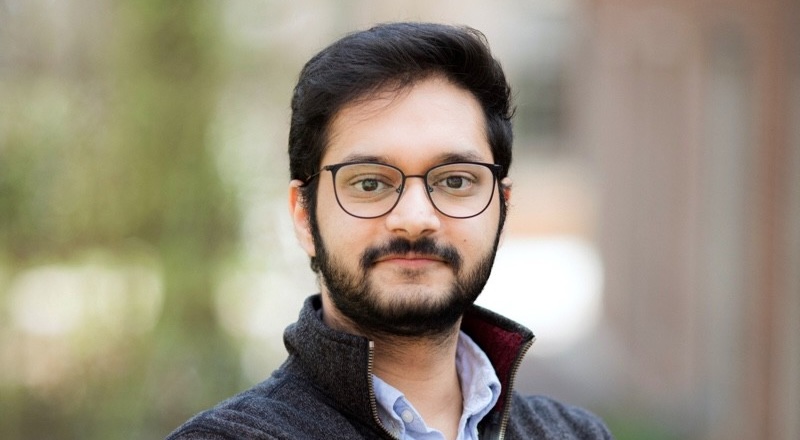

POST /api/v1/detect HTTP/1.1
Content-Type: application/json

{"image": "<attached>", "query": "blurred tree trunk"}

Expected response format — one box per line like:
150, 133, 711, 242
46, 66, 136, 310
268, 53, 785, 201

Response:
107, 1, 242, 436
1, 1, 242, 438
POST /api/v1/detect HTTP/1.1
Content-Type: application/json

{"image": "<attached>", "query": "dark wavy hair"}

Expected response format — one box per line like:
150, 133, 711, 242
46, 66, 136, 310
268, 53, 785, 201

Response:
288, 22, 515, 269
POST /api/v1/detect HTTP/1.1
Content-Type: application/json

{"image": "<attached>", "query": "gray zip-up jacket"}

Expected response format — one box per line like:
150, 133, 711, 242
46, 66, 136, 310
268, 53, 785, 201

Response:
166, 295, 613, 439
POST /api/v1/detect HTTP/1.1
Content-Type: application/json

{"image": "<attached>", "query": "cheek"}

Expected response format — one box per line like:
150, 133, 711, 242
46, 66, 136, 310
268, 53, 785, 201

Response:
316, 198, 368, 254
462, 206, 502, 252
315, 186, 345, 233
316, 199, 338, 232
455, 221, 495, 254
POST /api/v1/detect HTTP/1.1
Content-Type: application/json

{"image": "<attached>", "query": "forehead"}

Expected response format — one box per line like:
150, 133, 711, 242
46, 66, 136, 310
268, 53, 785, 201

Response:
322, 77, 492, 169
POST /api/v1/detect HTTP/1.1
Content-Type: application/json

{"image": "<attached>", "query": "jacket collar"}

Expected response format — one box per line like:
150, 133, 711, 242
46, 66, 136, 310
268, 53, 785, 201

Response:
461, 303, 536, 429
282, 294, 535, 431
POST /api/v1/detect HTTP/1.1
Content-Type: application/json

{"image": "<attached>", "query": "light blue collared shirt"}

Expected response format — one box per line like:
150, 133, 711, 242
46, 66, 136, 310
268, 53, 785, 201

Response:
372, 331, 502, 440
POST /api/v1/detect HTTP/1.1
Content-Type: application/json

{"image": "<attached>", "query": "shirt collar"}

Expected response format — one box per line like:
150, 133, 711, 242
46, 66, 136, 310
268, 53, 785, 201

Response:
372, 331, 501, 439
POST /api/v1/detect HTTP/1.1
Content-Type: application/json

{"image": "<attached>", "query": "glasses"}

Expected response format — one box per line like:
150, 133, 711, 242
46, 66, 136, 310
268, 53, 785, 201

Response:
304, 161, 502, 219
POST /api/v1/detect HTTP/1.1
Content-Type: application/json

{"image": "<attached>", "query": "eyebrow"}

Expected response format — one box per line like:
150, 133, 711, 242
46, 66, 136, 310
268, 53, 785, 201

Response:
436, 152, 487, 163
337, 154, 388, 164
337, 151, 490, 165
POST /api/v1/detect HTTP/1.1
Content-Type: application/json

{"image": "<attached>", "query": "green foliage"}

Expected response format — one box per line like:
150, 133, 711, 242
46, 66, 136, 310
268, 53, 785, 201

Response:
0, 1, 244, 438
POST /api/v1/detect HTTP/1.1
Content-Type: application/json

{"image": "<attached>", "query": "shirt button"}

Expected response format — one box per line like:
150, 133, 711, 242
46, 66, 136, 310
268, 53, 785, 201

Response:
401, 409, 415, 424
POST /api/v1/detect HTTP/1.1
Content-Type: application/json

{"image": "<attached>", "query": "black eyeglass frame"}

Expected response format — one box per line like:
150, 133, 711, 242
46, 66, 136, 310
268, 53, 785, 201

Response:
303, 161, 503, 219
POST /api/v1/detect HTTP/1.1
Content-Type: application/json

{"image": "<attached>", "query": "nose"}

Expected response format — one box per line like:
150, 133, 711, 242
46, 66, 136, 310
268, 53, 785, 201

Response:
384, 177, 440, 237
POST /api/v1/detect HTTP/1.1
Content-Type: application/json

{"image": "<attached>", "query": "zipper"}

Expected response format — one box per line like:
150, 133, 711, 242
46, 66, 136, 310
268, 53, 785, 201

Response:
497, 336, 535, 440
367, 340, 401, 440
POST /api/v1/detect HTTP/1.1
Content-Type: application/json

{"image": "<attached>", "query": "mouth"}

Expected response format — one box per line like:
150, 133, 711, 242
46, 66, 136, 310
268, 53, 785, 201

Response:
360, 238, 462, 272
373, 253, 447, 267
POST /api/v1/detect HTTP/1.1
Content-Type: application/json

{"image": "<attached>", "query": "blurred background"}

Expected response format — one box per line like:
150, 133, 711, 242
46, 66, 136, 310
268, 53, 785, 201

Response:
1, 1, 798, 439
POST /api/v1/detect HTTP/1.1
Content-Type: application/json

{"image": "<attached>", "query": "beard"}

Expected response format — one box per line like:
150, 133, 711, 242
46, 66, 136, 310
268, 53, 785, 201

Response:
313, 232, 500, 339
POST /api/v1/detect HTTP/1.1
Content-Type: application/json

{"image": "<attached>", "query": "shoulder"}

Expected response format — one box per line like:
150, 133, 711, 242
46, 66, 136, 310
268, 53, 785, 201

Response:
165, 372, 346, 440
505, 393, 613, 439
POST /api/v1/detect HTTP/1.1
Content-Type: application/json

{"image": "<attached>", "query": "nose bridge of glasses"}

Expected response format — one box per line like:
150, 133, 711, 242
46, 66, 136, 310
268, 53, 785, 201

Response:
402, 174, 433, 193
392, 174, 436, 217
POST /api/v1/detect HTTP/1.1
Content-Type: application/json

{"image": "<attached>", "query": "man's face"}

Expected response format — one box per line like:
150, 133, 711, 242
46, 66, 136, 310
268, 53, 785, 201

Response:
290, 77, 510, 338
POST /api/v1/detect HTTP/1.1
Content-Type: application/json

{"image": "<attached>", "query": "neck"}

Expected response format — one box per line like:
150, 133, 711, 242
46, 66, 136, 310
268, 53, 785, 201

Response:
370, 324, 461, 383
320, 294, 465, 439
372, 327, 464, 440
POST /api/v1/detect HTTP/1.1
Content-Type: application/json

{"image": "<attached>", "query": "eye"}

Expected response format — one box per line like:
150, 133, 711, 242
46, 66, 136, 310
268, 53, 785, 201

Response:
344, 173, 397, 197
432, 172, 476, 192
355, 177, 385, 192
443, 175, 470, 189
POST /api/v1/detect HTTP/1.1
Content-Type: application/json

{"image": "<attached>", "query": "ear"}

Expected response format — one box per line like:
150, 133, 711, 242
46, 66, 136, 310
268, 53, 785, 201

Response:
497, 177, 513, 246
289, 180, 316, 257
500, 177, 512, 205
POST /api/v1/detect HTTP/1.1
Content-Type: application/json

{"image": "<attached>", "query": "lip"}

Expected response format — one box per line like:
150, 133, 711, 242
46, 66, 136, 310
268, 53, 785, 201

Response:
373, 254, 447, 267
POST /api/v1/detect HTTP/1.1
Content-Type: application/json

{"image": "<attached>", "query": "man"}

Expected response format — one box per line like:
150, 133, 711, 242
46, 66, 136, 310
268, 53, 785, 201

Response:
168, 22, 612, 439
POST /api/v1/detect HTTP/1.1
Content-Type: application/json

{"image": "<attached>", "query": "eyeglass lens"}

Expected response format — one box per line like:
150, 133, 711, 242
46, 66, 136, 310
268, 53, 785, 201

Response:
330, 162, 497, 218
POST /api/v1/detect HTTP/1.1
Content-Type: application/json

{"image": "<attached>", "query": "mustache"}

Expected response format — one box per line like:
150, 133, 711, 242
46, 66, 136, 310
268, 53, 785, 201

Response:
360, 237, 462, 271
